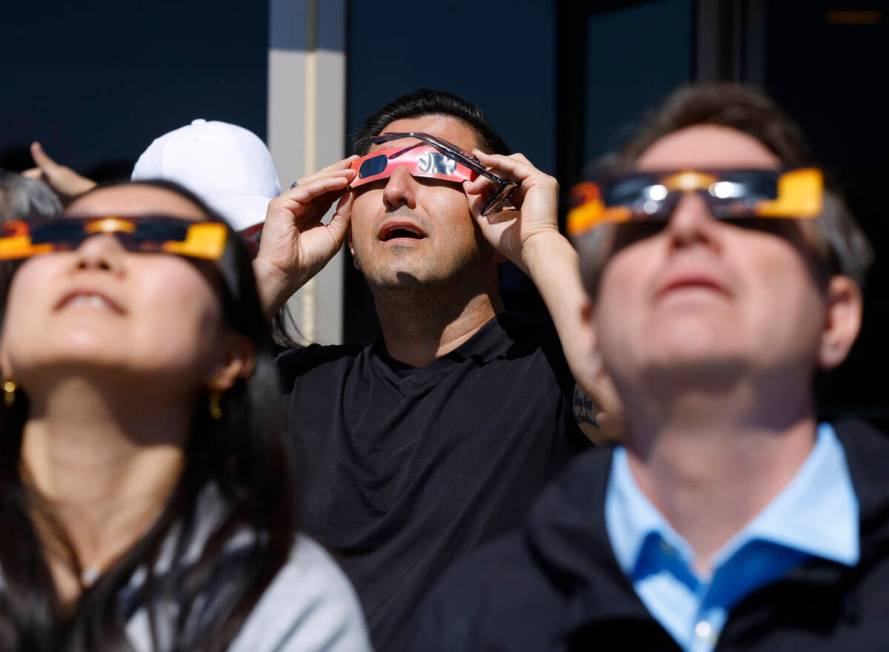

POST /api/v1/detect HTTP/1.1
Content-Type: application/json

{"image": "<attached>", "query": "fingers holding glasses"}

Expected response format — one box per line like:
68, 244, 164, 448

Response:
469, 151, 559, 228
255, 160, 360, 313
474, 152, 557, 206
269, 171, 358, 256
464, 151, 562, 271
291, 155, 360, 189
281, 173, 355, 217
279, 155, 361, 228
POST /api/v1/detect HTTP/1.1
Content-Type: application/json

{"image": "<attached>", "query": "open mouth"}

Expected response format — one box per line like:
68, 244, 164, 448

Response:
56, 290, 125, 314
379, 222, 427, 241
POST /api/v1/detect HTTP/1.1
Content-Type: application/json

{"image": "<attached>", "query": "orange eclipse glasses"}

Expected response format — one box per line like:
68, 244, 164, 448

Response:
566, 167, 823, 237
0, 216, 228, 261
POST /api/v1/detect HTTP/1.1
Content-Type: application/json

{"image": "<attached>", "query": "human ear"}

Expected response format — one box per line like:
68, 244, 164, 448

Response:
576, 299, 625, 443
207, 333, 256, 392
818, 275, 863, 370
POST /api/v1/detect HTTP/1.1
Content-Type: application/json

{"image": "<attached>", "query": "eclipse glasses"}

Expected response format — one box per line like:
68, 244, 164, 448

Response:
350, 132, 517, 215
567, 167, 823, 237
0, 216, 228, 261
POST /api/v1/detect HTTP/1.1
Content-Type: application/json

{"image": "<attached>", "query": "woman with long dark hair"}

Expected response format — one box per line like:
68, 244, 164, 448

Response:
0, 180, 369, 651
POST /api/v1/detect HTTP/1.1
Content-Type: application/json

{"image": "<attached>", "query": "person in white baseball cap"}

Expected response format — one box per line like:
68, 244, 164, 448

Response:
131, 119, 280, 234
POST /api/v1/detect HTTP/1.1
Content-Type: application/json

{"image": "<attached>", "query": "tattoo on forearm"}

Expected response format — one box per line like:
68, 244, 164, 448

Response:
573, 385, 600, 429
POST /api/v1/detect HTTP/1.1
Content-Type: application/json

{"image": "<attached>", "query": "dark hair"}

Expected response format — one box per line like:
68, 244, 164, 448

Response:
0, 170, 62, 221
578, 82, 873, 290
352, 88, 510, 156
0, 179, 297, 651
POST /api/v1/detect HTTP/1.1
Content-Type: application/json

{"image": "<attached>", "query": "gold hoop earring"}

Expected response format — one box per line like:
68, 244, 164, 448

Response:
208, 390, 223, 420
3, 380, 16, 408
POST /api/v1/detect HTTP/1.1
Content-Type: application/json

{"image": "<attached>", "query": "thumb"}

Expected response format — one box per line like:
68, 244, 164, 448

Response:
326, 191, 354, 242
463, 180, 490, 219
30, 142, 61, 175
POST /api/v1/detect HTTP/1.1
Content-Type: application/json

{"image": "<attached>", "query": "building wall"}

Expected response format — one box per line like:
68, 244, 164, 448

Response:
0, 1, 268, 178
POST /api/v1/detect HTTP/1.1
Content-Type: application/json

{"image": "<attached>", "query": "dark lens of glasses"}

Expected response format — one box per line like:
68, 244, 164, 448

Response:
130, 219, 189, 244
30, 221, 89, 245
604, 175, 659, 207
28, 219, 192, 250
717, 171, 778, 199
358, 154, 389, 178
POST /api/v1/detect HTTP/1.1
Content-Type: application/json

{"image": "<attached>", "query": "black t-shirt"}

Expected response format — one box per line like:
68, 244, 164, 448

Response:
277, 312, 587, 652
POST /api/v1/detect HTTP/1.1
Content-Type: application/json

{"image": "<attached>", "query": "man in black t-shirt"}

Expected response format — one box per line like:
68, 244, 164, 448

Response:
251, 89, 617, 651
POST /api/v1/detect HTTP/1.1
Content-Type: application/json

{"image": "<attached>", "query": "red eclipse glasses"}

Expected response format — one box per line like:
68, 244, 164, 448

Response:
351, 132, 517, 215
351, 146, 479, 187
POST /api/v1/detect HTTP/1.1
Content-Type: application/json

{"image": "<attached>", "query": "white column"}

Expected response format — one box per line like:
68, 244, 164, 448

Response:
267, 0, 347, 345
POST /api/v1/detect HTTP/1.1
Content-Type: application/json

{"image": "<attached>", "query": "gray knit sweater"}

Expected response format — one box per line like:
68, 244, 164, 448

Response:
125, 534, 371, 651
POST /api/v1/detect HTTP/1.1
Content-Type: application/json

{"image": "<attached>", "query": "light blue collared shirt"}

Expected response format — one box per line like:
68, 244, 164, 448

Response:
605, 423, 859, 652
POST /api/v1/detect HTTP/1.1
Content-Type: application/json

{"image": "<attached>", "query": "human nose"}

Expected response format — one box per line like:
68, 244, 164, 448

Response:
382, 166, 417, 211
71, 234, 127, 275
663, 192, 722, 252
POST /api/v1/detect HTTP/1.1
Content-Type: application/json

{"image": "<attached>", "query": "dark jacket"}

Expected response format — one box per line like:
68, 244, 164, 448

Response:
409, 419, 889, 651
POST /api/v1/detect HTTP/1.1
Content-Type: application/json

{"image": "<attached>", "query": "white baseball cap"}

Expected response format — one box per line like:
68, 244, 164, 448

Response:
131, 119, 280, 231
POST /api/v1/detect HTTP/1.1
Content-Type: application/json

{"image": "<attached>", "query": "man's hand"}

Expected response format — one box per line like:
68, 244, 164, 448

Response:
465, 151, 613, 413
463, 150, 561, 274
253, 156, 357, 315
22, 142, 96, 202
